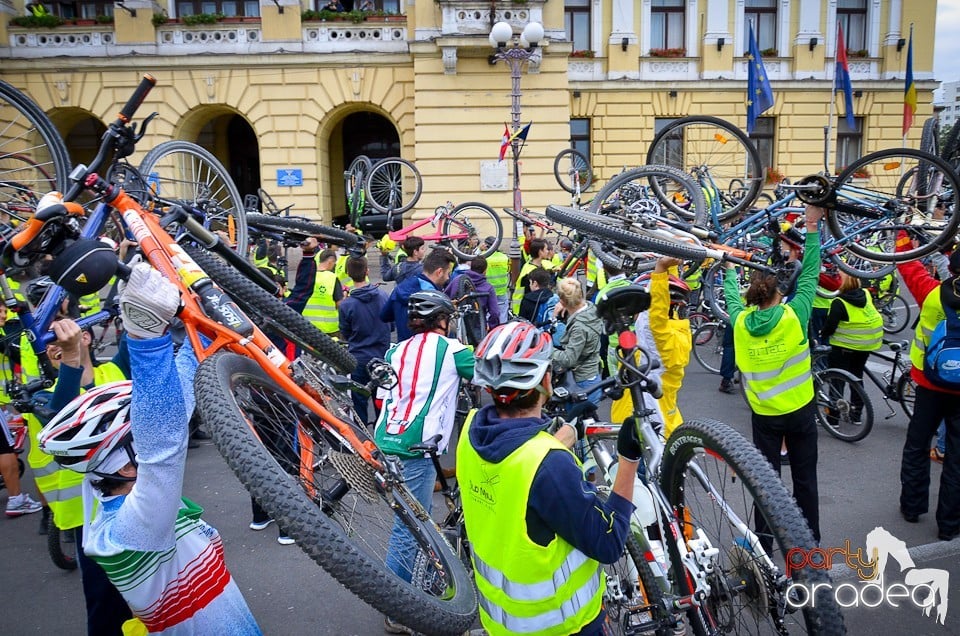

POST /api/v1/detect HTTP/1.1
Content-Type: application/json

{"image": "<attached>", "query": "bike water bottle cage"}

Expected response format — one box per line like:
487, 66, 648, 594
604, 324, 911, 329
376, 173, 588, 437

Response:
595, 285, 651, 335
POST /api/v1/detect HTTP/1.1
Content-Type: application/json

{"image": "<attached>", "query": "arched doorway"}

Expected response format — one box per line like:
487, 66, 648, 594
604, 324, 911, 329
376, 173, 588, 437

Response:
333, 111, 400, 232
196, 114, 260, 203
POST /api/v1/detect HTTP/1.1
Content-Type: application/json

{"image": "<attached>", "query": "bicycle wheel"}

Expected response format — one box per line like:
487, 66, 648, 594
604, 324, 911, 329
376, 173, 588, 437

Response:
660, 419, 846, 635
0, 153, 57, 221
897, 372, 916, 419
138, 141, 247, 252
547, 204, 711, 262
47, 518, 78, 571
826, 148, 960, 262
345, 155, 372, 225
941, 121, 960, 170
814, 368, 875, 442
921, 117, 940, 157
246, 213, 360, 248
827, 248, 897, 280
703, 261, 749, 324
451, 273, 485, 346
0, 80, 71, 198
553, 148, 594, 194
588, 164, 708, 224
877, 293, 911, 334
692, 322, 724, 374
183, 244, 356, 374
195, 353, 477, 635
440, 201, 502, 260
646, 116, 764, 222
364, 157, 422, 214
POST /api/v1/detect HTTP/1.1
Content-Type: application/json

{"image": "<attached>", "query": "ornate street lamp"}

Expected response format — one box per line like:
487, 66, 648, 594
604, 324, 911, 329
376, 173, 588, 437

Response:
488, 20, 544, 291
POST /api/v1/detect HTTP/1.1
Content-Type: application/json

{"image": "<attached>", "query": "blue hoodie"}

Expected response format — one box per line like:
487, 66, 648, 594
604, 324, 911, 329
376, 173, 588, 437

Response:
466, 404, 635, 635
338, 284, 392, 365
380, 273, 442, 341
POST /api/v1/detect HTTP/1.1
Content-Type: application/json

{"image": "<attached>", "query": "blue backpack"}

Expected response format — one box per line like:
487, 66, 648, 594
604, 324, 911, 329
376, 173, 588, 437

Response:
923, 288, 960, 389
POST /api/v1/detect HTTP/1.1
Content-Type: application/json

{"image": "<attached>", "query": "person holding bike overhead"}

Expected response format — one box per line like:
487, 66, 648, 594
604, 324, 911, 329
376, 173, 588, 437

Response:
460, 321, 643, 636
819, 272, 884, 425
725, 204, 825, 542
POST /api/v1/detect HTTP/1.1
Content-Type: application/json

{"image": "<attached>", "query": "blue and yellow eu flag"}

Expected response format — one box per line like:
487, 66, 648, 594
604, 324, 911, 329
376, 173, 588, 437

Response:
746, 23, 774, 134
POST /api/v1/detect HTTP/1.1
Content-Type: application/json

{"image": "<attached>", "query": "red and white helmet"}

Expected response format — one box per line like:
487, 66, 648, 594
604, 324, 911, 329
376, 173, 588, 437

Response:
474, 321, 553, 402
38, 381, 134, 476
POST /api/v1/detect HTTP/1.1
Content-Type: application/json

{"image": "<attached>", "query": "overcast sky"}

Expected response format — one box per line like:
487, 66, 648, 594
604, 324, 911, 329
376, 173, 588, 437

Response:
935, 0, 960, 95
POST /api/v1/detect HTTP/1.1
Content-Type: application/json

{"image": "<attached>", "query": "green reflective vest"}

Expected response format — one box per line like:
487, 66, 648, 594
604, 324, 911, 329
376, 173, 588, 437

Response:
829, 295, 883, 352
486, 251, 510, 300
304, 269, 340, 334
910, 285, 946, 372
457, 413, 604, 635
735, 304, 813, 416
29, 362, 126, 530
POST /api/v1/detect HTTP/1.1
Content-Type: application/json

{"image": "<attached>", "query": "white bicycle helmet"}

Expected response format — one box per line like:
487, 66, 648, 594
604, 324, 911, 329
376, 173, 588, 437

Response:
38, 381, 135, 477
474, 321, 553, 403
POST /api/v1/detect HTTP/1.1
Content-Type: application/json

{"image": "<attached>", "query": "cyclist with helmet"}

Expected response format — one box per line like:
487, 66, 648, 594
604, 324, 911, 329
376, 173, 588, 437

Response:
39, 263, 261, 635
725, 204, 825, 542
458, 321, 644, 635
374, 290, 474, 633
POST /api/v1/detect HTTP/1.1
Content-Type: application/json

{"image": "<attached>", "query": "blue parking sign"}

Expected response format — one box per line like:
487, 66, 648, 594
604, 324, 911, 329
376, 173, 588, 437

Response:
277, 169, 303, 187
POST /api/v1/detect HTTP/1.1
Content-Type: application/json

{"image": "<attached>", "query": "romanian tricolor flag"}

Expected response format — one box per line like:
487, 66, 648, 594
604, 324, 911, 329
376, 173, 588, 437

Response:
902, 30, 917, 137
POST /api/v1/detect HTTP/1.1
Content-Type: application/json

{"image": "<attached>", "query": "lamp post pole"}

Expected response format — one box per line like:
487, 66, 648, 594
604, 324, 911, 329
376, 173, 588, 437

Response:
489, 21, 543, 307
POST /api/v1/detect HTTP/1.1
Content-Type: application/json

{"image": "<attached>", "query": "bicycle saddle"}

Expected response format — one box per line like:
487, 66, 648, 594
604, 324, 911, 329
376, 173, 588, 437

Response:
595, 285, 651, 334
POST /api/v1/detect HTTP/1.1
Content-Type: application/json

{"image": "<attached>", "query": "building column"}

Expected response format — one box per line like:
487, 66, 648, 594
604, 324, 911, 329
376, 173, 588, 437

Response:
793, 0, 824, 74
702, 0, 731, 77
608, 0, 638, 79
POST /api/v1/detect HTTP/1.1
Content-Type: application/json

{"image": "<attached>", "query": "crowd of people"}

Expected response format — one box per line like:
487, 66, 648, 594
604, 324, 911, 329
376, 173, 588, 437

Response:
2, 200, 958, 635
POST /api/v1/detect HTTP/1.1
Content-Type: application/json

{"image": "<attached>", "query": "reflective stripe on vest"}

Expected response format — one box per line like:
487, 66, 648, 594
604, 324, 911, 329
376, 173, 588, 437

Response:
910, 286, 947, 371
304, 270, 340, 333
457, 412, 604, 636
829, 296, 883, 351
734, 304, 813, 416
486, 252, 510, 298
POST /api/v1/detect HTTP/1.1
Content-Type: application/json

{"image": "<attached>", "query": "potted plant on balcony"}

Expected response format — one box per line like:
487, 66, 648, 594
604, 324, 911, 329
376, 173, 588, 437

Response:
95, 14, 114, 24
152, 11, 169, 26
181, 12, 225, 25
649, 47, 685, 58
847, 49, 869, 58
765, 166, 785, 185
569, 49, 595, 58
760, 47, 777, 57
9, 4, 65, 28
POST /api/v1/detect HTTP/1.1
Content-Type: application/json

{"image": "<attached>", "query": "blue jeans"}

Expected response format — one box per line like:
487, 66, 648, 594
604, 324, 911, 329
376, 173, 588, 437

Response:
720, 323, 736, 382
385, 455, 437, 582
937, 421, 947, 454
577, 374, 603, 407
350, 362, 372, 426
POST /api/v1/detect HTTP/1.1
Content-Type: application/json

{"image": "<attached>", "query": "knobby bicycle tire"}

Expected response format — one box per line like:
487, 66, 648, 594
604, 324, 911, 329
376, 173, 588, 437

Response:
440, 201, 503, 260
47, 517, 78, 571
814, 368, 875, 443
897, 371, 916, 419
183, 244, 356, 374
553, 148, 594, 194
246, 213, 360, 248
195, 353, 478, 635
546, 205, 711, 262
661, 419, 845, 635
588, 164, 709, 225
827, 148, 960, 262
138, 141, 248, 252
646, 116, 764, 222
941, 120, 960, 168
0, 80, 71, 197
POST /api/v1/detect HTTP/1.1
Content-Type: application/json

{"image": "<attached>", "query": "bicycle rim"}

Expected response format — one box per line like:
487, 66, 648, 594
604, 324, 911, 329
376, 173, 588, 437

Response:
646, 116, 763, 222
814, 370, 874, 443
0, 153, 57, 221
879, 294, 910, 334
442, 202, 502, 259
589, 164, 708, 224
827, 148, 960, 262
364, 157, 422, 214
195, 353, 477, 635
0, 81, 71, 201
138, 141, 247, 251
661, 419, 845, 635
553, 148, 594, 194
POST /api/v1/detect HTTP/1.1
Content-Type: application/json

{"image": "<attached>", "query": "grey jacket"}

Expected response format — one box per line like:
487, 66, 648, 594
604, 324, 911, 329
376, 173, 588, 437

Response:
552, 303, 603, 382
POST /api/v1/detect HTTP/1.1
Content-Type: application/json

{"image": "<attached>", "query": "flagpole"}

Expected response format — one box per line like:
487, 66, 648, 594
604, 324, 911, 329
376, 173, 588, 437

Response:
825, 22, 838, 173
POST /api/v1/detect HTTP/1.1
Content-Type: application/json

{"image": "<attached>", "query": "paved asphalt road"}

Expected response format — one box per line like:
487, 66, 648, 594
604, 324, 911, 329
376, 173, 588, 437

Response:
3, 271, 959, 634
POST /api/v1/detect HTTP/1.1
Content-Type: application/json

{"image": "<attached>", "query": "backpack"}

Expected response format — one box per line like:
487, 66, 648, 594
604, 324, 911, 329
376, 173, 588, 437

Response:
534, 293, 558, 328
923, 287, 960, 389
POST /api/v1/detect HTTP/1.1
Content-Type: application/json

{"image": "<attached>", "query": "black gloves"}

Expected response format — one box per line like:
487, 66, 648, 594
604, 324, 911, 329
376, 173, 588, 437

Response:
617, 417, 643, 462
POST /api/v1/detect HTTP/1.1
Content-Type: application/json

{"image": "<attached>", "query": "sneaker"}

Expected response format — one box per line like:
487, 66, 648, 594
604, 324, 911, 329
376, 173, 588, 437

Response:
249, 518, 274, 531
931, 448, 946, 464
718, 380, 735, 395
277, 534, 295, 546
38, 506, 51, 535
384, 617, 416, 635
6, 493, 42, 517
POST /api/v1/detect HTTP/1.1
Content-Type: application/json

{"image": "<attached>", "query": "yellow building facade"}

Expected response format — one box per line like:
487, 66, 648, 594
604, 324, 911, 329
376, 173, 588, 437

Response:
0, 0, 938, 224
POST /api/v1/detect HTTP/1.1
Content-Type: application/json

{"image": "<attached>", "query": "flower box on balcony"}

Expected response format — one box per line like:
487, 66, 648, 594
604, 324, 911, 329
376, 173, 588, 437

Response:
649, 47, 685, 58
569, 49, 594, 58
181, 13, 225, 25
8, 14, 66, 28
847, 49, 869, 58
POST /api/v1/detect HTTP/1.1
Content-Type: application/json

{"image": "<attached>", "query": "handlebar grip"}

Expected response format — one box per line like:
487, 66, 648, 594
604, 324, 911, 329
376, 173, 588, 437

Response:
118, 74, 157, 123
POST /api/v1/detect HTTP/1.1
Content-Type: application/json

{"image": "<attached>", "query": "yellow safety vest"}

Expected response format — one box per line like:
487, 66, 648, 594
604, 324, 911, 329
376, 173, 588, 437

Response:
813, 285, 834, 310
457, 413, 604, 635
586, 254, 606, 291
486, 251, 510, 300
29, 362, 126, 530
511, 261, 555, 315
735, 304, 813, 416
304, 269, 340, 334
829, 295, 883, 352
6, 278, 23, 320
910, 285, 946, 372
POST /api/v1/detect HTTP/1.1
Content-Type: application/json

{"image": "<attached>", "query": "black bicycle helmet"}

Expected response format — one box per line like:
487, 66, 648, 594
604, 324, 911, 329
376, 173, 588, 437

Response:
408, 290, 455, 319
25, 275, 55, 308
